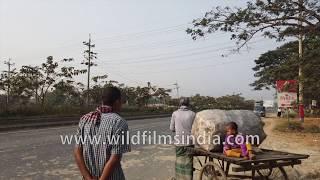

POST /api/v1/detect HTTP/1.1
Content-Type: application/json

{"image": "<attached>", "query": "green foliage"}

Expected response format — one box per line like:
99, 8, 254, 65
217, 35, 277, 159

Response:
275, 121, 304, 132
47, 81, 84, 106
305, 109, 320, 117
0, 55, 253, 117
187, 0, 320, 49
186, 0, 320, 107
189, 93, 254, 111
0, 56, 86, 107
250, 36, 320, 104
283, 110, 298, 118
0, 104, 83, 117
275, 120, 320, 133
306, 125, 320, 133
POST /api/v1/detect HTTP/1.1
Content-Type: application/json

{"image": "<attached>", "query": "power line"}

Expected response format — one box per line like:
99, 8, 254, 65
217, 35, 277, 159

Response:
97, 40, 268, 79
94, 58, 250, 95
95, 66, 175, 89
100, 53, 222, 72
97, 38, 194, 52
23, 23, 192, 52
94, 23, 190, 42
105, 69, 145, 86
102, 48, 264, 77
128, 58, 249, 75
102, 38, 266, 65
11, 31, 226, 63
104, 45, 233, 65
94, 31, 227, 52
96, 33, 231, 57
94, 65, 146, 86
95, 32, 226, 50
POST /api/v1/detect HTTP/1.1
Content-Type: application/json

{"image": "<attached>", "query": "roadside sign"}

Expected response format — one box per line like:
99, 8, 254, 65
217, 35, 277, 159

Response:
263, 100, 274, 108
277, 92, 297, 107
276, 80, 297, 93
312, 100, 317, 107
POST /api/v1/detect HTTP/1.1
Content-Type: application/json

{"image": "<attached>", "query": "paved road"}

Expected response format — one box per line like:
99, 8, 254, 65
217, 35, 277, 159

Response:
0, 117, 176, 180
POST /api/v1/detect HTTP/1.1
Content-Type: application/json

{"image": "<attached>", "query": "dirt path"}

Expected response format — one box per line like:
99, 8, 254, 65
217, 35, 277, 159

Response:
259, 117, 320, 179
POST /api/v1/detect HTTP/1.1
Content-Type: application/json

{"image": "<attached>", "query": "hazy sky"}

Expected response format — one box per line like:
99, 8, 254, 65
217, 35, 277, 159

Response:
0, 0, 283, 100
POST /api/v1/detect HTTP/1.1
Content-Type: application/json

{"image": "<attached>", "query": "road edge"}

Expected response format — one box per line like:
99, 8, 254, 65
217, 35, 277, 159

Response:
0, 114, 171, 132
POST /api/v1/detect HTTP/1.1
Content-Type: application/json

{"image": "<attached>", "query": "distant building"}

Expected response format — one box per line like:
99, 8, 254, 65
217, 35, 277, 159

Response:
263, 100, 274, 108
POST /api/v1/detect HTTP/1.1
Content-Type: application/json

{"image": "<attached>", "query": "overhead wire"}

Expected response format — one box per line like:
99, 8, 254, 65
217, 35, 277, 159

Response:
122, 58, 249, 75
95, 66, 146, 86
95, 32, 227, 55
95, 31, 226, 50
99, 37, 266, 66
94, 23, 191, 42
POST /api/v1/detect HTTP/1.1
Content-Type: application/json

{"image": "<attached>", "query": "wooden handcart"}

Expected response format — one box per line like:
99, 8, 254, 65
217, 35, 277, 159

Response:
187, 147, 309, 180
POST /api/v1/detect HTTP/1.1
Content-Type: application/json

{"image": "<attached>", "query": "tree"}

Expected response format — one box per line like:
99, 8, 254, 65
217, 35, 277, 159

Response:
89, 75, 122, 104
153, 88, 172, 104
17, 56, 86, 107
189, 94, 254, 111
3, 70, 33, 105
135, 86, 152, 107
0, 66, 18, 108
121, 86, 137, 106
216, 94, 254, 110
251, 36, 320, 104
187, 0, 320, 119
187, 0, 320, 47
0, 68, 17, 96
190, 94, 216, 110
47, 80, 84, 106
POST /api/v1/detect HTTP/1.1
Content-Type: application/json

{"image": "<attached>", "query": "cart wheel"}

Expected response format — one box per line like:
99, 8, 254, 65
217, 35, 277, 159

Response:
198, 162, 227, 180
282, 166, 301, 180
256, 167, 288, 180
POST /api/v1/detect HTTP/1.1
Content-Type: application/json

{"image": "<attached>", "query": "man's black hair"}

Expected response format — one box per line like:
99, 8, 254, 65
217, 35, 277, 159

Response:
226, 121, 238, 133
179, 98, 190, 107
102, 87, 122, 106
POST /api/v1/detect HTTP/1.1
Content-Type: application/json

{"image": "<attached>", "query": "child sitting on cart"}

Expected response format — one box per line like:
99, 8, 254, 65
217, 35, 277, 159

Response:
223, 122, 255, 160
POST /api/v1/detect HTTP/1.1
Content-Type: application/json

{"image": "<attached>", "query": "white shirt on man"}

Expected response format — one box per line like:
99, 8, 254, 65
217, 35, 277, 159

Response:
170, 106, 196, 146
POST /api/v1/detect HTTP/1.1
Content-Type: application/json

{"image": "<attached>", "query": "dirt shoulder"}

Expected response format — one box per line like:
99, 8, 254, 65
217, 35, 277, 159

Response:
259, 116, 320, 179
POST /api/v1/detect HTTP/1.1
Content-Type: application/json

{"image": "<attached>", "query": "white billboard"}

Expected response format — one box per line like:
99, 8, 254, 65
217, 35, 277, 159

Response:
263, 100, 274, 108
277, 92, 297, 108
312, 100, 317, 107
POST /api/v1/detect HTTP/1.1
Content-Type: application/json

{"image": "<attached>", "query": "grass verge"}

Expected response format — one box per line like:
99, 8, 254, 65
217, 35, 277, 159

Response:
274, 119, 320, 133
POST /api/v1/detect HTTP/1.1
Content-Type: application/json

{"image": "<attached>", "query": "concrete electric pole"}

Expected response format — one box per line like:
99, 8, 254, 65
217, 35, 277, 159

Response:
173, 82, 180, 99
3, 59, 15, 108
82, 34, 97, 106
298, 0, 304, 122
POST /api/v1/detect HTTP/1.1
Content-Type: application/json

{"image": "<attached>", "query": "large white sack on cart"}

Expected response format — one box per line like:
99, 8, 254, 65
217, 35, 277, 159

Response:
191, 109, 266, 151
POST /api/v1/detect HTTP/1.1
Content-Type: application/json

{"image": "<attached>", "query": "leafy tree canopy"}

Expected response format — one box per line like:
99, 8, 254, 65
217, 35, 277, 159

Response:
251, 36, 320, 103
187, 0, 320, 49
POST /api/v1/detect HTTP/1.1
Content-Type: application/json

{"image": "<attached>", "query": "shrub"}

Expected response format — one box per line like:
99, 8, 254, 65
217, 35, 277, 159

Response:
274, 121, 304, 132
305, 109, 320, 118
275, 121, 320, 133
305, 125, 320, 133
0, 103, 174, 118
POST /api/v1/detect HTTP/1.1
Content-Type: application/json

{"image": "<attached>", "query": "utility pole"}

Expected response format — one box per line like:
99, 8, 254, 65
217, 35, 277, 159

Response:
82, 34, 97, 106
298, 31, 304, 122
298, 0, 304, 122
3, 59, 15, 108
173, 82, 180, 99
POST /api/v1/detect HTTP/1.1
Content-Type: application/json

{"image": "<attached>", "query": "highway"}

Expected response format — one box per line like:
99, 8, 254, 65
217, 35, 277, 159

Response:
0, 117, 175, 180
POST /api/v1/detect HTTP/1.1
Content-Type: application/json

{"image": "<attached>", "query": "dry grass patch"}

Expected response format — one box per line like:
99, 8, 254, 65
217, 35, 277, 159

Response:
274, 118, 320, 133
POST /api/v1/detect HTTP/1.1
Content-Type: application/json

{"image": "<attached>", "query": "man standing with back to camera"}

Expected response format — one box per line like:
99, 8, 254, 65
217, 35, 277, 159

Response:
170, 98, 196, 180
74, 87, 130, 180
